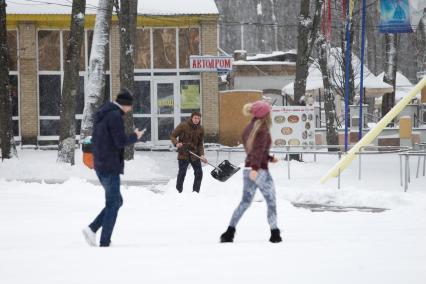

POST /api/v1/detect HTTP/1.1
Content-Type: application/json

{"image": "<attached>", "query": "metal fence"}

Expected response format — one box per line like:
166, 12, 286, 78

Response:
206, 144, 419, 190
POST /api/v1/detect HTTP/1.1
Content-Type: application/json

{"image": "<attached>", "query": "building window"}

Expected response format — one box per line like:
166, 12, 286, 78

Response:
9, 71, 18, 118
153, 28, 176, 69
39, 75, 61, 116
10, 75, 19, 137
158, 117, 174, 140
38, 30, 61, 71
37, 30, 111, 139
76, 76, 85, 115
134, 80, 151, 114
102, 75, 111, 104
179, 28, 200, 69
133, 80, 151, 142
7, 31, 18, 71
157, 83, 174, 114
8, 30, 19, 138
135, 29, 151, 69
63, 30, 86, 72
134, 118, 151, 142
39, 120, 60, 136
180, 80, 200, 114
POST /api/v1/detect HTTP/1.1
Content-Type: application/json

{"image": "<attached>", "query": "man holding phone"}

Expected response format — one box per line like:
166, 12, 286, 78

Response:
82, 89, 143, 247
170, 111, 207, 193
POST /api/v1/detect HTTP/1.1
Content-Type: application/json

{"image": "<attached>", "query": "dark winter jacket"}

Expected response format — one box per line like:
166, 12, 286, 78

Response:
170, 119, 205, 161
242, 118, 272, 171
92, 102, 138, 175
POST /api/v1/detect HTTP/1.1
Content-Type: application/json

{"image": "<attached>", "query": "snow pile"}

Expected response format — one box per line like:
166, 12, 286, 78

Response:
2, 149, 426, 209
0, 149, 166, 182
377, 71, 416, 101
246, 50, 297, 61
1, 149, 426, 283
233, 60, 296, 66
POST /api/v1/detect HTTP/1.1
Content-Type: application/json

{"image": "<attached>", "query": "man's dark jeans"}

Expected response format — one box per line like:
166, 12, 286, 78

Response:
89, 172, 122, 247
176, 159, 203, 192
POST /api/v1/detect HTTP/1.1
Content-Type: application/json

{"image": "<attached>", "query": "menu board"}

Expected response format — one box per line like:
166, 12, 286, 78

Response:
271, 106, 315, 148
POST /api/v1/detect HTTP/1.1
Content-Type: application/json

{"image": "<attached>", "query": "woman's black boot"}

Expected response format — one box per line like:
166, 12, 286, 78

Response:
220, 226, 236, 243
269, 228, 282, 243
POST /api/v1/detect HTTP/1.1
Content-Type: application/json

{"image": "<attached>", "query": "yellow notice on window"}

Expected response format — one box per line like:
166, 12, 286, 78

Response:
158, 99, 174, 107
181, 84, 200, 110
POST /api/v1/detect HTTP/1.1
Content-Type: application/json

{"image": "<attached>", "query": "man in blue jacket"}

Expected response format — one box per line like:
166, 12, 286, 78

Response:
82, 89, 143, 247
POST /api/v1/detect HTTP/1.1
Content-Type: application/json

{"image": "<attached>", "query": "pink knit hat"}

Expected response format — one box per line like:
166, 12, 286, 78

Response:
251, 101, 271, 118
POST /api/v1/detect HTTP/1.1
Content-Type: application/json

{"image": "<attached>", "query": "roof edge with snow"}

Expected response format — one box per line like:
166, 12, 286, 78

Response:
6, 0, 219, 16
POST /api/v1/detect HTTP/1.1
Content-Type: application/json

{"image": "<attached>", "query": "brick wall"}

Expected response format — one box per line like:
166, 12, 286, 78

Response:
200, 20, 219, 142
18, 23, 38, 145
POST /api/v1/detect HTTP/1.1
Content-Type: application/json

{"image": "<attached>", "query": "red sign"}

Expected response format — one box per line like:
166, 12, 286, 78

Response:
189, 56, 233, 71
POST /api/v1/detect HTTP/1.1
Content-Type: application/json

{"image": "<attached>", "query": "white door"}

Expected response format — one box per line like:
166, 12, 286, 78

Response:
153, 79, 179, 144
133, 79, 152, 143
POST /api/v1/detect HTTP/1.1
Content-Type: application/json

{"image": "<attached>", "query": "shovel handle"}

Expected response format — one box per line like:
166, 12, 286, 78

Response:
188, 150, 222, 172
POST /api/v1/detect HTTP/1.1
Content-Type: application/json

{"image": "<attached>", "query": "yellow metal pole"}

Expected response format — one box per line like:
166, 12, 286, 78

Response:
320, 76, 426, 184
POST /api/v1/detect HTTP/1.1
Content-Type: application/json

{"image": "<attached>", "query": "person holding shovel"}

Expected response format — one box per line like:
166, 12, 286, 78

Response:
170, 111, 207, 193
220, 101, 282, 243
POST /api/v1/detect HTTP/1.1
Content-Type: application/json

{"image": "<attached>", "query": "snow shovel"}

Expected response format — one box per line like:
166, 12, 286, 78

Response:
188, 150, 241, 182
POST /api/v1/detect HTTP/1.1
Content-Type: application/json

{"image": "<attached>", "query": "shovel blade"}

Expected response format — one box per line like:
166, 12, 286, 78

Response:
211, 160, 241, 182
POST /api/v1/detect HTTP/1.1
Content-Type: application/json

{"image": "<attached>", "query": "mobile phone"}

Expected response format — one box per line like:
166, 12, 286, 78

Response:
141, 128, 147, 134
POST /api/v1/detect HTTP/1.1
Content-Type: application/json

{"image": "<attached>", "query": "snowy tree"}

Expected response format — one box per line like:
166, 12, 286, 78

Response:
416, 9, 426, 81
294, 0, 323, 105
214, 0, 422, 84
381, 33, 398, 118
0, 0, 16, 159
57, 0, 86, 165
80, 0, 114, 140
316, 35, 338, 150
290, 0, 323, 160
115, 0, 138, 160
347, 0, 361, 106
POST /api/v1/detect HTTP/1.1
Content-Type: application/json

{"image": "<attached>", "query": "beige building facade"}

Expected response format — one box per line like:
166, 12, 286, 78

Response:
6, 4, 219, 145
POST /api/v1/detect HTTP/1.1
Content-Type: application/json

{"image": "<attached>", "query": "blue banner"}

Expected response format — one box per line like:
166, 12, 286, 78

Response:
379, 0, 413, 33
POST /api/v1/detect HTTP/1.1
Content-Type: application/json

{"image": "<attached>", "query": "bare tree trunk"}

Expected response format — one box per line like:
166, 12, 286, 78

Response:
292, 0, 323, 160
365, 5, 378, 118
57, 0, 86, 165
293, 0, 323, 104
381, 33, 398, 118
417, 9, 426, 82
0, 0, 15, 159
317, 35, 338, 150
365, 7, 378, 75
117, 0, 137, 160
348, 0, 360, 105
80, 0, 113, 140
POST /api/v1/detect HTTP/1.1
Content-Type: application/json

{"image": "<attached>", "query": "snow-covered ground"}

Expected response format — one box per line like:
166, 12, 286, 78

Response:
0, 149, 425, 284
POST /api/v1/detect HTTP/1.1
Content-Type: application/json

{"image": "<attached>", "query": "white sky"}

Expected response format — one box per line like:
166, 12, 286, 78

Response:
6, 0, 219, 15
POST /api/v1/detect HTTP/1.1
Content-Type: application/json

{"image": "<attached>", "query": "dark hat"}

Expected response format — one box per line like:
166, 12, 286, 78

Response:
115, 89, 133, 106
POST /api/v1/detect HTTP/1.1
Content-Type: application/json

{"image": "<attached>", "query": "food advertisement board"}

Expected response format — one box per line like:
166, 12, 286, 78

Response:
271, 106, 315, 148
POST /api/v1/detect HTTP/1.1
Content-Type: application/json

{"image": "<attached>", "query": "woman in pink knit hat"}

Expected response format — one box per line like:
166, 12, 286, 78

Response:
220, 100, 282, 243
